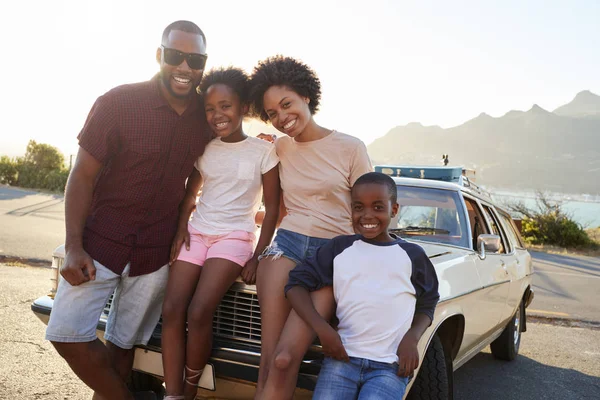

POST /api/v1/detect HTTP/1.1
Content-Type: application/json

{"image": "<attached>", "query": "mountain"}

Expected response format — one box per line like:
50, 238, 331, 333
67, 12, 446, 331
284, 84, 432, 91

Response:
553, 90, 600, 118
367, 91, 600, 193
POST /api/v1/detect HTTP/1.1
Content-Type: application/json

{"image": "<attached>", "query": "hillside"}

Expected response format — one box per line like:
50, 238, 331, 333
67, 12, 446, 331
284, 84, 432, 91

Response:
367, 91, 600, 193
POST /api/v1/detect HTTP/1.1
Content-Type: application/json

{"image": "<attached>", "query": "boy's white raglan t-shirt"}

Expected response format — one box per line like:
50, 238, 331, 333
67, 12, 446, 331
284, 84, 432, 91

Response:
286, 235, 440, 364
189, 136, 279, 235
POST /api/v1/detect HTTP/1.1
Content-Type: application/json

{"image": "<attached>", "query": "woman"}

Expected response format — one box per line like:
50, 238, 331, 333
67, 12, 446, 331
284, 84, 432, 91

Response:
249, 55, 372, 399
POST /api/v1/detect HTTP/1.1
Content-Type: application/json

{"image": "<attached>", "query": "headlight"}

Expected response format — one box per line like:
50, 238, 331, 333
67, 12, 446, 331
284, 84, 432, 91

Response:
49, 256, 63, 298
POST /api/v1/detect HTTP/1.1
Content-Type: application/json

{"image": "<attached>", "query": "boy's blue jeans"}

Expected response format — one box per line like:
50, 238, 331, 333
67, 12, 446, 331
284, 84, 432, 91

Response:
313, 357, 410, 399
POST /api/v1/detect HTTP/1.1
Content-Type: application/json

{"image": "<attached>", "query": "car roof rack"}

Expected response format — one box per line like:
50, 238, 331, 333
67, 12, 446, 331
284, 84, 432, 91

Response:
375, 165, 463, 183
375, 165, 492, 198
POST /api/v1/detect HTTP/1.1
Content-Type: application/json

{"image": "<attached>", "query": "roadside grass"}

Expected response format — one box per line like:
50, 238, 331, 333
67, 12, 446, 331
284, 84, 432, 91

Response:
0, 255, 51, 268
527, 227, 600, 257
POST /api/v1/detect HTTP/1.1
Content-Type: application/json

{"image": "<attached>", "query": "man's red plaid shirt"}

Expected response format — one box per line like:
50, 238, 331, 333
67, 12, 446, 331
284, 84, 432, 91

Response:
78, 76, 211, 276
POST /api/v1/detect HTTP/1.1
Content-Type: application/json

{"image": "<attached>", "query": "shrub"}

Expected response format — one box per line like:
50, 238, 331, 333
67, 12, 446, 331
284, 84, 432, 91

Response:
508, 191, 597, 249
0, 156, 18, 185
45, 169, 70, 192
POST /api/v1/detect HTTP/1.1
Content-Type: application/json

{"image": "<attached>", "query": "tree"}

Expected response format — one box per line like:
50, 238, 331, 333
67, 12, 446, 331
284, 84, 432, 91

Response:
22, 140, 65, 171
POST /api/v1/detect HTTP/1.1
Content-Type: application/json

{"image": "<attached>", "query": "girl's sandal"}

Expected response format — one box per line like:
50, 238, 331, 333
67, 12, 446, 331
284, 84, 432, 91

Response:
183, 365, 204, 397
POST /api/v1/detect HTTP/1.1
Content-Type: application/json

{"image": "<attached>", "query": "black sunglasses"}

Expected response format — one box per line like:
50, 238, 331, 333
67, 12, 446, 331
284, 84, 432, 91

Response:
161, 46, 208, 70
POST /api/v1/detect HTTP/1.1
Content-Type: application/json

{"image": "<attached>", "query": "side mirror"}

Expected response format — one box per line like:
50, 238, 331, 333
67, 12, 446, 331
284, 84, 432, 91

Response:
477, 234, 501, 259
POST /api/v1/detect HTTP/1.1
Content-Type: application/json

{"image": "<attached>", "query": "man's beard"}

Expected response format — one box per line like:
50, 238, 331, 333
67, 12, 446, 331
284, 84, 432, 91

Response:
160, 71, 194, 100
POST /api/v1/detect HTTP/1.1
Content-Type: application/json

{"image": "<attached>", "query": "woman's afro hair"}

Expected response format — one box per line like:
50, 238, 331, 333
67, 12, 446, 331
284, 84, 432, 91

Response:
198, 66, 250, 104
249, 55, 321, 122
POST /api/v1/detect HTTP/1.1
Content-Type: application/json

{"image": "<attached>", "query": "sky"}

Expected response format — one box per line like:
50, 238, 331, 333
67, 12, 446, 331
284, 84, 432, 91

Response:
1, 0, 599, 159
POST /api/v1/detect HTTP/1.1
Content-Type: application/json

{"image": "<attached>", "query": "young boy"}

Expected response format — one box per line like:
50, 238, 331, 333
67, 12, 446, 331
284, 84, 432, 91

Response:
285, 172, 440, 399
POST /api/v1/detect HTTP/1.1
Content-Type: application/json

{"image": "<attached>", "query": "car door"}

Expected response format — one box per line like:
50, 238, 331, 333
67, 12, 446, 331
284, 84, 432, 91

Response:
496, 209, 532, 320
464, 197, 511, 336
481, 204, 518, 324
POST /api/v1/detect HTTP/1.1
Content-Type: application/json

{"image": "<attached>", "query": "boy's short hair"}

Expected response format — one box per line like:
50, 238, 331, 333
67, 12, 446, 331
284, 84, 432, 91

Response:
352, 172, 397, 204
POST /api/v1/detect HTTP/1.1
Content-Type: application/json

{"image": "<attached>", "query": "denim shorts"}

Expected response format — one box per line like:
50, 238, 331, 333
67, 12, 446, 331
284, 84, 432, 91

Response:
313, 357, 409, 399
46, 259, 168, 349
259, 228, 331, 265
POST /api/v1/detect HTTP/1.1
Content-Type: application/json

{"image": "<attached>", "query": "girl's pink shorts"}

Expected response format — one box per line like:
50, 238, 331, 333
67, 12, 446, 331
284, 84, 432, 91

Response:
176, 224, 256, 267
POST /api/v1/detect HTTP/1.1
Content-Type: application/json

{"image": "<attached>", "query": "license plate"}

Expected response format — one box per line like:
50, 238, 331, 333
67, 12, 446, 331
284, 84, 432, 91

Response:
133, 348, 216, 391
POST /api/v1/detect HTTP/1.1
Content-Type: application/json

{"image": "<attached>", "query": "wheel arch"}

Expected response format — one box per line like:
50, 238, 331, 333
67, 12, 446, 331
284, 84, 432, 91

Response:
521, 284, 533, 332
434, 314, 465, 362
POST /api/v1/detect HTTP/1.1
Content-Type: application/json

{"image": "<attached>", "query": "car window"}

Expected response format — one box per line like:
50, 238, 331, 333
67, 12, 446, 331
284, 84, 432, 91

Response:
498, 210, 526, 249
481, 205, 508, 253
390, 186, 469, 248
464, 197, 490, 250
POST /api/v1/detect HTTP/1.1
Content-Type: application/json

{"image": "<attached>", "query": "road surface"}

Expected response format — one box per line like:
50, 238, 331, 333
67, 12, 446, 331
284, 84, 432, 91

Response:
0, 186, 64, 261
528, 251, 600, 322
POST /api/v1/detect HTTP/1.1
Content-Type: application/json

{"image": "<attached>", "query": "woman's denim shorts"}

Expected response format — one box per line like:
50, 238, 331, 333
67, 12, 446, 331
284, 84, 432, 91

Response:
259, 228, 331, 265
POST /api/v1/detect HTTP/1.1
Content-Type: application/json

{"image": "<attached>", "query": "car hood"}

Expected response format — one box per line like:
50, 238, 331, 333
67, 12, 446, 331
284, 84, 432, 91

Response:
411, 241, 469, 261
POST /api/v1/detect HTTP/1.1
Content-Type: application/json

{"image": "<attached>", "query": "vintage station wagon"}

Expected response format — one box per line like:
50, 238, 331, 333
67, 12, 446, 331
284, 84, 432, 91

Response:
32, 165, 534, 399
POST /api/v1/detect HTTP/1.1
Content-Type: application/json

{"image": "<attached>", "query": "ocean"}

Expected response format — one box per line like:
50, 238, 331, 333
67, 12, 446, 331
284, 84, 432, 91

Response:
490, 190, 600, 229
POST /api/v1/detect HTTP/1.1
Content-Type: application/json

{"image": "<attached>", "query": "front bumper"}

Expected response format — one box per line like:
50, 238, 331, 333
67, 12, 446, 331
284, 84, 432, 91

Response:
31, 296, 320, 391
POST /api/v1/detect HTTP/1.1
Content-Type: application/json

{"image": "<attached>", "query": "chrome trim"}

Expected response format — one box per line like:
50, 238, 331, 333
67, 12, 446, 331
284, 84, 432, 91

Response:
429, 251, 452, 259
453, 325, 505, 370
484, 280, 511, 288
438, 287, 481, 304
213, 347, 321, 366
437, 279, 510, 305
215, 347, 260, 357
210, 357, 258, 369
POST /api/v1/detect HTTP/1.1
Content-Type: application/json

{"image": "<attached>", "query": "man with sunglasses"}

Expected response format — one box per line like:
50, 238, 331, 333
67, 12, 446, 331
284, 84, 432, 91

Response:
45, 20, 211, 400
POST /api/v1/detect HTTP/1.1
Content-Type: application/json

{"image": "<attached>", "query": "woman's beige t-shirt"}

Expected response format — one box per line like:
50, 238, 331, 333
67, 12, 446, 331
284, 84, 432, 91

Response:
276, 130, 373, 239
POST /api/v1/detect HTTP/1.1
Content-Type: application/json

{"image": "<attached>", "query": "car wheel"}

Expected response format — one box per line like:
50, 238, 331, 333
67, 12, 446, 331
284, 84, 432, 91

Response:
128, 370, 165, 398
406, 334, 453, 400
490, 299, 523, 361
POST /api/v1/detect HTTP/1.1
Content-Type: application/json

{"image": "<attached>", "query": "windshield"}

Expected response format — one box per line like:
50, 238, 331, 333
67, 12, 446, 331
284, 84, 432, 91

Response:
390, 186, 469, 248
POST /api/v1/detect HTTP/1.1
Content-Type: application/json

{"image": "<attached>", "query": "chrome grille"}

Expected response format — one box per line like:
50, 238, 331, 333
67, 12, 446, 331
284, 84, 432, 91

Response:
213, 288, 261, 344
101, 283, 262, 344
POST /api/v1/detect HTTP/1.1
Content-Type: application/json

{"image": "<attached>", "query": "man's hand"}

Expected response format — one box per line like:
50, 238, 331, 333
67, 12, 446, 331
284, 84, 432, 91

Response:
60, 247, 96, 286
317, 322, 349, 362
256, 133, 276, 143
396, 333, 420, 377
170, 226, 190, 264
241, 256, 259, 284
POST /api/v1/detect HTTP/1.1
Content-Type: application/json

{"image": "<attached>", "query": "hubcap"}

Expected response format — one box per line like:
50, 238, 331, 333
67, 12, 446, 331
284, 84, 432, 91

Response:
513, 305, 521, 347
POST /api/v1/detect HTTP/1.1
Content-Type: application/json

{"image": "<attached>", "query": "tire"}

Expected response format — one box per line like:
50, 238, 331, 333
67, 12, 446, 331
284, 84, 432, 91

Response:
128, 370, 165, 398
406, 334, 452, 400
490, 299, 523, 361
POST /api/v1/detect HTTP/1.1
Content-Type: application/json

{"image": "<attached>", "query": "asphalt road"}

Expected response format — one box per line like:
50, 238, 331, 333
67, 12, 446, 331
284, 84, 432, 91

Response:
529, 251, 600, 322
1, 264, 599, 400
0, 186, 64, 261
1, 185, 599, 322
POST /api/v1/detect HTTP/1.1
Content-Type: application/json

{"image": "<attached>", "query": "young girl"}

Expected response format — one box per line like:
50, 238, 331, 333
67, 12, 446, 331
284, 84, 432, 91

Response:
161, 67, 280, 400
248, 56, 373, 399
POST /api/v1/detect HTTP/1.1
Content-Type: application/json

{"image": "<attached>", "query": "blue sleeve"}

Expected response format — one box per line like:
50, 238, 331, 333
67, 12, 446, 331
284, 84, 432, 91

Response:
285, 235, 357, 295
403, 244, 440, 323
